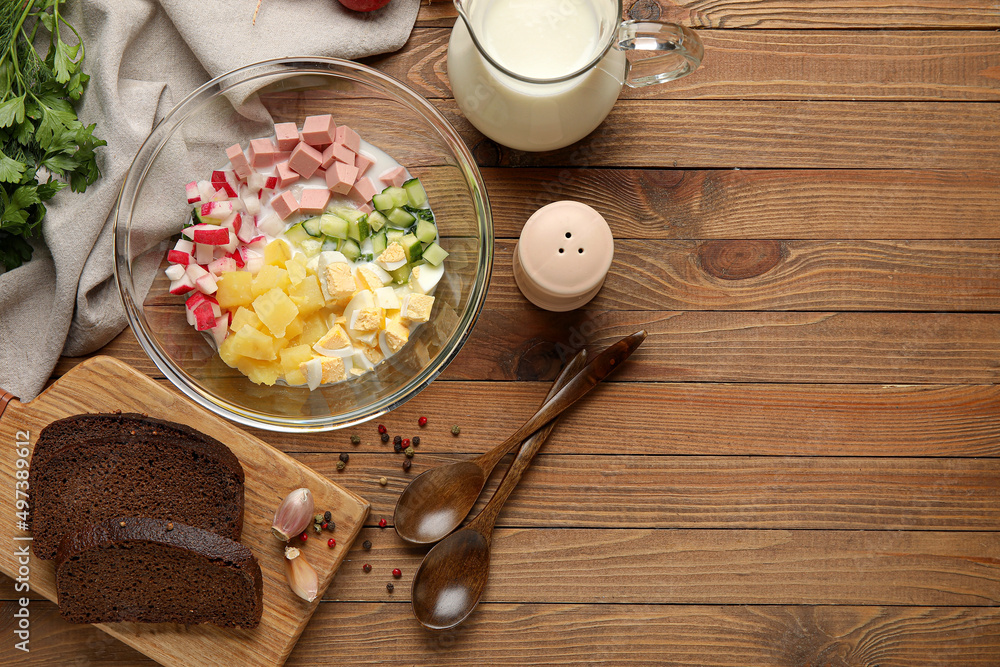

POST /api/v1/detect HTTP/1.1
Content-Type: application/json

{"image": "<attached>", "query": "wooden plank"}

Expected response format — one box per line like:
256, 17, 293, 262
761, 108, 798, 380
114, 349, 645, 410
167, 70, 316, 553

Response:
295, 454, 1000, 531
479, 168, 1000, 240
415, 0, 1000, 29
487, 240, 1000, 311
51, 311, 1000, 384
431, 100, 1000, 169
322, 528, 1000, 605
374, 29, 1000, 101
448, 311, 1000, 384
7, 601, 999, 667
260, 382, 1000, 458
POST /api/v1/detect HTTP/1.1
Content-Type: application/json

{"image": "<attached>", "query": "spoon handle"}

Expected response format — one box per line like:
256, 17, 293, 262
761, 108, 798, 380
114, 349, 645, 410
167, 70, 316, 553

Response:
475, 349, 589, 474
468, 350, 587, 534
487, 330, 647, 465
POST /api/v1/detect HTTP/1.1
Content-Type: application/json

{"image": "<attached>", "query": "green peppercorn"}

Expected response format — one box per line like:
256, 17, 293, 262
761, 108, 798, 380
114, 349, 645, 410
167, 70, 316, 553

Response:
337, 460, 346, 471
404, 446, 415, 458
350, 434, 361, 445
339, 452, 350, 463
362, 539, 372, 550
451, 425, 461, 436
314, 514, 323, 524
313, 523, 322, 533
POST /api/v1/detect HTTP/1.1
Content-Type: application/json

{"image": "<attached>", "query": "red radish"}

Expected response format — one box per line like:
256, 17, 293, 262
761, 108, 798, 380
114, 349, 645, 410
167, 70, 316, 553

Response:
209, 186, 230, 201
186, 182, 201, 203
236, 218, 256, 244
164, 264, 187, 281
167, 249, 191, 266
192, 301, 216, 330
247, 172, 265, 193
338, 0, 392, 11
242, 194, 261, 217
186, 263, 209, 281
227, 247, 247, 268
169, 274, 196, 295
201, 201, 234, 220
208, 256, 237, 276
247, 235, 267, 250
192, 227, 230, 245
245, 253, 265, 275
195, 273, 218, 295
209, 315, 229, 345
195, 242, 214, 266
256, 213, 283, 237
197, 180, 215, 202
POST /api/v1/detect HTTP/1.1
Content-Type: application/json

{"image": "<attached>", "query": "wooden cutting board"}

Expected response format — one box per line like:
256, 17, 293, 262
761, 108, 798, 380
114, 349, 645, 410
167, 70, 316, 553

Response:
0, 356, 369, 667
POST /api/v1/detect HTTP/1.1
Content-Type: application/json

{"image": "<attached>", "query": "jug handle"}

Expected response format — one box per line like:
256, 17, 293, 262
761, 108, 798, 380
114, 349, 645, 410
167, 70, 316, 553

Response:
616, 21, 704, 88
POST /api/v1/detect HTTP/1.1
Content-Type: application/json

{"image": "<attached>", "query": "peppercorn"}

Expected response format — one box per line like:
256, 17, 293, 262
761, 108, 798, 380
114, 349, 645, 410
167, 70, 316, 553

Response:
324, 510, 332, 522
381, 432, 389, 443
166, 523, 174, 531
327, 538, 336, 548
362, 540, 372, 550
451, 425, 461, 436
314, 514, 324, 524
350, 434, 361, 445
418, 416, 427, 427
386, 583, 394, 593
321, 522, 328, 530
402, 438, 410, 448
412, 436, 420, 446
313, 523, 322, 534
378, 424, 387, 434
362, 563, 372, 573
379, 477, 387, 486
337, 460, 346, 471
402, 459, 412, 471
393, 441, 402, 453
404, 446, 415, 458
326, 521, 335, 532
339, 452, 350, 463
393, 435, 402, 445
378, 518, 387, 528
299, 532, 308, 541
392, 568, 402, 578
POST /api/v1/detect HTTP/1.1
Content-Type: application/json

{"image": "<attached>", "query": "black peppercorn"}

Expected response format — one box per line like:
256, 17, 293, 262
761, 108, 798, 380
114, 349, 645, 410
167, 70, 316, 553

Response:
339, 452, 350, 463
386, 583, 394, 593
326, 521, 335, 532
412, 436, 420, 446
381, 432, 389, 443
393, 435, 402, 445
350, 434, 360, 445
402, 459, 411, 471
324, 510, 332, 522
393, 441, 402, 453
362, 539, 372, 550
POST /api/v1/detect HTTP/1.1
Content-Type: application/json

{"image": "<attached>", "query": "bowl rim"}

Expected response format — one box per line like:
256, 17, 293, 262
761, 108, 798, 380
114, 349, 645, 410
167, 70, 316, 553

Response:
114, 56, 493, 432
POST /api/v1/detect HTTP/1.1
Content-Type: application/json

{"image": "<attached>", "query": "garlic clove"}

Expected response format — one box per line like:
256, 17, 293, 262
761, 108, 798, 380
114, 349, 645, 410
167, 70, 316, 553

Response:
284, 546, 319, 602
272, 487, 314, 542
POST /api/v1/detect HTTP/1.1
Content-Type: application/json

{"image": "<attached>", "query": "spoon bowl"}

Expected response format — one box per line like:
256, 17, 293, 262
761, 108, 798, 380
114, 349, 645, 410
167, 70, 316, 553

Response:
411, 528, 491, 630
394, 462, 486, 544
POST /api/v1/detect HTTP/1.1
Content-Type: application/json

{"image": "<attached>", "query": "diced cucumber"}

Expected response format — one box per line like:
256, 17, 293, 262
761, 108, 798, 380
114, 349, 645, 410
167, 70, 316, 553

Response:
372, 192, 395, 212
285, 223, 310, 244
300, 238, 323, 257
403, 178, 428, 207
371, 230, 387, 255
319, 213, 349, 239
332, 207, 366, 224
389, 264, 411, 285
367, 210, 389, 232
348, 215, 370, 242
403, 204, 434, 223
384, 186, 408, 208
302, 217, 323, 237
400, 233, 423, 264
414, 218, 437, 244
340, 238, 361, 262
387, 207, 415, 228
422, 242, 449, 266
193, 207, 210, 225
386, 229, 405, 244
321, 237, 340, 252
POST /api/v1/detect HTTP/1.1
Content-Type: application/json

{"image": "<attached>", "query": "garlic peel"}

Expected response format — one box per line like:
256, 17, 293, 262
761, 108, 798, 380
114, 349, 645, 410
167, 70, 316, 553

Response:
284, 546, 319, 602
272, 487, 314, 542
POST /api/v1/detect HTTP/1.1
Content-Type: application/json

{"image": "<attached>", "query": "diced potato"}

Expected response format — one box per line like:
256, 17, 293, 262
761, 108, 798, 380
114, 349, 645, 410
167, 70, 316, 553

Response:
218, 332, 243, 367
216, 271, 253, 310
230, 306, 264, 333
285, 368, 308, 386
286, 257, 308, 286
284, 316, 305, 341
236, 358, 282, 386
294, 314, 330, 347
264, 238, 292, 266
253, 287, 299, 338
287, 275, 325, 316
251, 264, 291, 299
228, 325, 277, 361
280, 344, 314, 374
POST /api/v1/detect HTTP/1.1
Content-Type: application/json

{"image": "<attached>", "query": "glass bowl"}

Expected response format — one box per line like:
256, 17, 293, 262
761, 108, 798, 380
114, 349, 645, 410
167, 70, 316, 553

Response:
114, 58, 492, 432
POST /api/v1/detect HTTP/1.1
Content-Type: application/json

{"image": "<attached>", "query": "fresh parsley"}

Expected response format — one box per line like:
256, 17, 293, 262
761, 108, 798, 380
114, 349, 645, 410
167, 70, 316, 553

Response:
0, 0, 104, 271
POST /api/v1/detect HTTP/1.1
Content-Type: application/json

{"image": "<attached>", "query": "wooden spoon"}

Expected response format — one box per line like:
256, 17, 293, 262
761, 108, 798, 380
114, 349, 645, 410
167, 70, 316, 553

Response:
409, 333, 646, 630
394, 330, 647, 545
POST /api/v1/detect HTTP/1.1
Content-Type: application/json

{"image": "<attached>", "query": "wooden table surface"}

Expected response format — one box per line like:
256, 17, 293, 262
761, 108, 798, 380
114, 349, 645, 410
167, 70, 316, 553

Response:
4, 1, 1000, 665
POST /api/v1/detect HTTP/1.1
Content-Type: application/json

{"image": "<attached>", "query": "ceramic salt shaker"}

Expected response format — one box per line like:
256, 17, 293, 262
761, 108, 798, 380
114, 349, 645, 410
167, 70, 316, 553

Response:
512, 201, 614, 311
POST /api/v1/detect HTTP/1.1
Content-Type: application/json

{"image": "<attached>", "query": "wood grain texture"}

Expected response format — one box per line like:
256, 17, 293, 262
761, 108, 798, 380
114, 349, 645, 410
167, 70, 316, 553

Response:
6, 602, 999, 667
322, 528, 1000, 605
478, 168, 1000, 240
416, 0, 1000, 29
431, 100, 1000, 169
0, 357, 369, 667
487, 239, 1000, 311
297, 454, 1000, 531
371, 28, 1000, 101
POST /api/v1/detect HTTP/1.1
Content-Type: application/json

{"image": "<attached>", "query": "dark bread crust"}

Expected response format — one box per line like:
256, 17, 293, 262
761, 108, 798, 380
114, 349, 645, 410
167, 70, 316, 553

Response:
30, 428, 245, 560
55, 517, 263, 628
31, 412, 244, 483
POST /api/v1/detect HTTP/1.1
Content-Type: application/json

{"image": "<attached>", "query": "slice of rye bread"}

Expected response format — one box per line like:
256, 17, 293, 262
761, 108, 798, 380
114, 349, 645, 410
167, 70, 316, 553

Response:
30, 412, 239, 470
30, 426, 245, 560
55, 517, 263, 628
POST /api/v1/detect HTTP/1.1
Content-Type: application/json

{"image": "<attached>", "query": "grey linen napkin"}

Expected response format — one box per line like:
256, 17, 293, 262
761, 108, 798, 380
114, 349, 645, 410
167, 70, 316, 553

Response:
0, 0, 419, 401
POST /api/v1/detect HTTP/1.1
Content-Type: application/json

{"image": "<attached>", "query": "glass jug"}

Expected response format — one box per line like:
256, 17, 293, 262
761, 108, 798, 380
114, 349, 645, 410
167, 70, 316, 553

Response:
447, 0, 704, 152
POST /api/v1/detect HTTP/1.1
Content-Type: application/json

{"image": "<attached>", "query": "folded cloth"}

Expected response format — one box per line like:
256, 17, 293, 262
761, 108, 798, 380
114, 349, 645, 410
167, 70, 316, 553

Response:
0, 0, 419, 401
